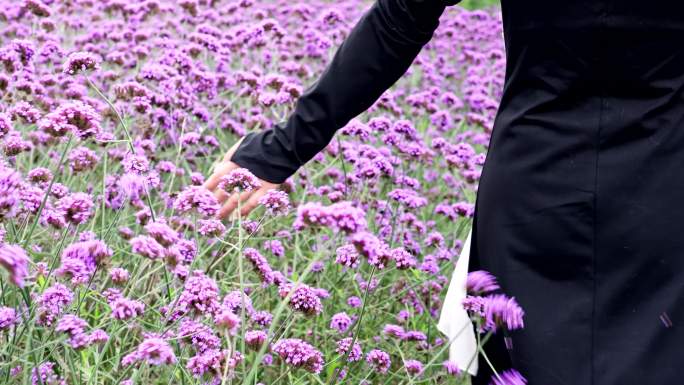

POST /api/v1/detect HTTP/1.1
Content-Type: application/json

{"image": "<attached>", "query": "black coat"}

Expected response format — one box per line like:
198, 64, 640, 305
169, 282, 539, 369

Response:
231, 1, 684, 384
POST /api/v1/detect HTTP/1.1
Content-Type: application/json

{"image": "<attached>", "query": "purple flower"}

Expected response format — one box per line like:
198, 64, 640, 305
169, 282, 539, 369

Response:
187, 348, 234, 378
0, 243, 29, 287
109, 296, 145, 320
31, 362, 64, 385
336, 337, 362, 362
467, 270, 500, 295
335, 244, 359, 268
263, 239, 285, 257
0, 166, 22, 220
37, 283, 73, 326
177, 319, 220, 354
63, 51, 101, 75
258, 189, 290, 215
38, 101, 101, 139
122, 335, 177, 367
482, 294, 525, 332
68, 146, 99, 172
198, 219, 225, 237
351, 232, 392, 269
404, 359, 423, 375
464, 294, 525, 332
271, 338, 324, 374
56, 239, 112, 284
244, 247, 275, 285
144, 221, 179, 247
489, 369, 528, 385
168, 270, 221, 320
24, 0, 51, 17
383, 324, 405, 339
130, 235, 165, 260
347, 296, 362, 308
214, 308, 240, 334
294, 201, 367, 234
57, 192, 94, 225
218, 168, 261, 193
245, 330, 268, 349
278, 283, 323, 316
391, 248, 417, 269
443, 360, 462, 376
110, 267, 130, 284
366, 349, 391, 374
330, 312, 352, 332
0, 306, 18, 330
174, 186, 220, 218
89, 329, 109, 345
0, 113, 11, 138
388, 188, 428, 209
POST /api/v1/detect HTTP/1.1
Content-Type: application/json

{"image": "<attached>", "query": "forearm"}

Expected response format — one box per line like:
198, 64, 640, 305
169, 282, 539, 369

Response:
231, 0, 458, 183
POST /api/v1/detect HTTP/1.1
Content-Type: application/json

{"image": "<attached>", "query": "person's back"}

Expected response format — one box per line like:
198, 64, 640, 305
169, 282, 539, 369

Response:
206, 1, 684, 383
476, 1, 684, 384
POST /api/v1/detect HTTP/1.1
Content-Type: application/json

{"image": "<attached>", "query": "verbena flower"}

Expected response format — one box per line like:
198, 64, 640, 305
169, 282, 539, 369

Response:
404, 359, 423, 375
330, 312, 352, 332
122, 335, 177, 367
37, 283, 73, 326
489, 369, 528, 385
365, 349, 391, 374
173, 186, 220, 218
57, 192, 94, 225
466, 270, 500, 295
63, 51, 101, 75
336, 337, 362, 362
0, 306, 18, 330
271, 338, 324, 374
278, 283, 323, 316
218, 168, 261, 193
0, 243, 29, 287
258, 189, 290, 215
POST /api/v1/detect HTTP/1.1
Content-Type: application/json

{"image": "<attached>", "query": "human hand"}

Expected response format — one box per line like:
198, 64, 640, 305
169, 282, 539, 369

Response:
203, 138, 280, 220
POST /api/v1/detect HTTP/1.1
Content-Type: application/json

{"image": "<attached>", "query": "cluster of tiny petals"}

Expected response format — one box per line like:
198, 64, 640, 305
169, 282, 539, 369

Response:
38, 101, 102, 139
173, 186, 220, 218
489, 369, 528, 385
278, 283, 323, 316
335, 244, 360, 268
294, 201, 367, 234
463, 294, 525, 332
55, 314, 109, 349
466, 270, 500, 295
258, 189, 290, 215
218, 168, 261, 193
122, 335, 177, 367
366, 349, 391, 374
0, 243, 30, 287
63, 51, 101, 75
336, 337, 363, 362
0, 306, 18, 330
271, 338, 324, 374
243, 247, 276, 285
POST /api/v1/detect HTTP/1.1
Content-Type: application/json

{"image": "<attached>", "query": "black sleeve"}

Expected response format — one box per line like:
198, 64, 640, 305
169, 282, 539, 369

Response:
230, 0, 460, 184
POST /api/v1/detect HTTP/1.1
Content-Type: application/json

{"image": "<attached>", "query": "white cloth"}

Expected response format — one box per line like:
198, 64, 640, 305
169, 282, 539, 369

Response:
437, 227, 479, 376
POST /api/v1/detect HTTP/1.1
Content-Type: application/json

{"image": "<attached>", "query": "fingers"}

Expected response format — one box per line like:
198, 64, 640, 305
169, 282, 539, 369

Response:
217, 190, 253, 220
238, 188, 270, 217
203, 161, 236, 191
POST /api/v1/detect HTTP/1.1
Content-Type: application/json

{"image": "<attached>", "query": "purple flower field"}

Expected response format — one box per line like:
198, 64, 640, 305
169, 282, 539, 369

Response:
0, 0, 526, 384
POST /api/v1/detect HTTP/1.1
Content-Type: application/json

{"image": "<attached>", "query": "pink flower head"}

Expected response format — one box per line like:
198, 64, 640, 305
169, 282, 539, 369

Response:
0, 243, 29, 287
217, 168, 261, 193
272, 338, 324, 374
63, 51, 101, 75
